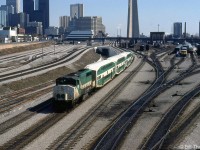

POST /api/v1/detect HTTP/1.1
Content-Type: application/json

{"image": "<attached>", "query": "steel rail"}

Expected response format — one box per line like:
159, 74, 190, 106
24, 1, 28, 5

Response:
93, 50, 189, 150
0, 47, 89, 82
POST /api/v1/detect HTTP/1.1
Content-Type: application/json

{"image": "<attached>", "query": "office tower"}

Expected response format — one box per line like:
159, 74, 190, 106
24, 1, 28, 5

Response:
0, 5, 14, 26
38, 0, 49, 30
59, 16, 71, 29
76, 16, 105, 36
70, 4, 83, 19
127, 0, 139, 38
6, 0, 20, 13
173, 22, 182, 38
0, 5, 14, 14
35, 0, 39, 10
8, 12, 29, 28
26, 21, 43, 35
0, 10, 7, 27
23, 0, 34, 21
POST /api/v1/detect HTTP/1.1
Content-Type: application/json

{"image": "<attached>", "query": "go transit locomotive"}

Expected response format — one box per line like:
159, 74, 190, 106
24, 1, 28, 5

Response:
53, 51, 134, 110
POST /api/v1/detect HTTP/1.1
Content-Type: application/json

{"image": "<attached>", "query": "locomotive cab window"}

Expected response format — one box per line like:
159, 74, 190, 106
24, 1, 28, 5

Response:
56, 78, 77, 86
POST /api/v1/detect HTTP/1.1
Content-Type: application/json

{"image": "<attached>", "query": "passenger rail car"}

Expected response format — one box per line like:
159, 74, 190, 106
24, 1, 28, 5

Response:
53, 51, 134, 110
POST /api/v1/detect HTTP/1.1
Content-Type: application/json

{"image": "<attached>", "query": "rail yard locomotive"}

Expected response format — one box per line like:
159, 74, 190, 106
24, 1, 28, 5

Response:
53, 50, 134, 110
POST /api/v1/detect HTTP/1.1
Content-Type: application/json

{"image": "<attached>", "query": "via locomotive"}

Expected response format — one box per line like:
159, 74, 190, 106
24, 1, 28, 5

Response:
53, 51, 134, 110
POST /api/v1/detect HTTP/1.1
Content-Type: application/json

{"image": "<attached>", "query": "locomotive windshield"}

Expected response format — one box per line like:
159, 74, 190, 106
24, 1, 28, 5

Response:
56, 77, 77, 86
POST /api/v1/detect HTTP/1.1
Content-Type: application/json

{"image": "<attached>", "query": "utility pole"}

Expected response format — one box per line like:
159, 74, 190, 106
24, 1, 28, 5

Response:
158, 24, 160, 32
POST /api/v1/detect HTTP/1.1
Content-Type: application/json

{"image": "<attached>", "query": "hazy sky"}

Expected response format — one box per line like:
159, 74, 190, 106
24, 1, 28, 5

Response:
1, 0, 200, 36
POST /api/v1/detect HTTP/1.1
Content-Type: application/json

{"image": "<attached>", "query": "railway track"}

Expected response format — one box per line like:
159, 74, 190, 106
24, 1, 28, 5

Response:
0, 98, 52, 135
140, 53, 199, 149
0, 47, 89, 83
0, 50, 147, 149
142, 84, 200, 149
93, 48, 192, 150
0, 45, 76, 63
44, 54, 148, 149
0, 47, 141, 149
0, 111, 67, 150
1, 47, 198, 150
0, 85, 52, 114
34, 54, 148, 149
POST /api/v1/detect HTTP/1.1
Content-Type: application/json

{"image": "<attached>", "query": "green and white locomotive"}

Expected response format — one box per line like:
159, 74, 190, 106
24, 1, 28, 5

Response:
53, 69, 95, 109
53, 51, 134, 110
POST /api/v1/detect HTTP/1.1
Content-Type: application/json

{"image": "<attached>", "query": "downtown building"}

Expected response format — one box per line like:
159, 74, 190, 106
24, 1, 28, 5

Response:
66, 4, 105, 37
70, 4, 83, 19
76, 16, 105, 36
173, 22, 182, 38
23, 0, 49, 34
127, 0, 140, 38
0, 10, 7, 27
8, 12, 29, 28
0, 4, 14, 27
59, 16, 71, 34
6, 0, 20, 14
199, 21, 200, 38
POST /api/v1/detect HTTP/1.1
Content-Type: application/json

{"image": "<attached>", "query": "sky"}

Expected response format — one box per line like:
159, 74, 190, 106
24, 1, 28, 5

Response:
1, 0, 200, 37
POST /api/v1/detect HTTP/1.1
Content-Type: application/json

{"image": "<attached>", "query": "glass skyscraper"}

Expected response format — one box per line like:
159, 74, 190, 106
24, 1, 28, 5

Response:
6, 0, 20, 13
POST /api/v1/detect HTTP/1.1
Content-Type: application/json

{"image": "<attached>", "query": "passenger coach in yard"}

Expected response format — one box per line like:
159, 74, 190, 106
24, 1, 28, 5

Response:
53, 50, 134, 110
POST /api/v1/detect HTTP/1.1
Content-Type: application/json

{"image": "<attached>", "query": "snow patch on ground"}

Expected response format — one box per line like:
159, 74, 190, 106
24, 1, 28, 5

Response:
28, 54, 61, 68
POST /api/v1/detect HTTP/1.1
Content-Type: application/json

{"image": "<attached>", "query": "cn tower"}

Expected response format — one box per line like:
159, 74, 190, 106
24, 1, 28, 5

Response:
127, 0, 140, 38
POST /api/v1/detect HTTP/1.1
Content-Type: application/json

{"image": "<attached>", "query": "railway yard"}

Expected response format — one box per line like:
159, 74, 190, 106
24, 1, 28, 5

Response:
0, 42, 200, 150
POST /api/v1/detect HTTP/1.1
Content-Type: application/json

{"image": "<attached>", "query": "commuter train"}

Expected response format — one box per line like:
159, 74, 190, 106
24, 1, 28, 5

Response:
53, 51, 134, 110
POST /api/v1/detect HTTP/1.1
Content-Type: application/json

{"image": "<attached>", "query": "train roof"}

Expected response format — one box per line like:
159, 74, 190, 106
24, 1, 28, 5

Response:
120, 52, 132, 57
85, 59, 113, 71
107, 54, 125, 62
58, 69, 91, 80
175, 44, 182, 49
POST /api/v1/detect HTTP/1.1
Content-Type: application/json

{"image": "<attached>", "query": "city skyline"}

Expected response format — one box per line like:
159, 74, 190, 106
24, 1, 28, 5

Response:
0, 0, 200, 36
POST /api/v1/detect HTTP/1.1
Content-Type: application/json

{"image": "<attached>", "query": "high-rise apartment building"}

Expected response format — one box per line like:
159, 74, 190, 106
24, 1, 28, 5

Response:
173, 22, 182, 38
6, 0, 20, 13
70, 4, 83, 19
127, 0, 139, 38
